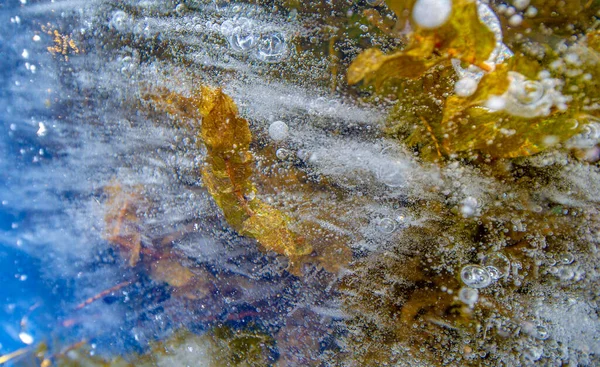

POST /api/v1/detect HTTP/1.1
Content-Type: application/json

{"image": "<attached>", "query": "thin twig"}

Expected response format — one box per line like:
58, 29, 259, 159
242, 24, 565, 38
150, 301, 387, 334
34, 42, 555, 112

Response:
75, 279, 134, 310
419, 116, 443, 159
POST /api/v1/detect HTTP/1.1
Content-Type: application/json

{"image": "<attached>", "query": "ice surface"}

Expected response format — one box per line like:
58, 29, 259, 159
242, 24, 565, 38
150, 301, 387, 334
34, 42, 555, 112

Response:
1, 0, 599, 366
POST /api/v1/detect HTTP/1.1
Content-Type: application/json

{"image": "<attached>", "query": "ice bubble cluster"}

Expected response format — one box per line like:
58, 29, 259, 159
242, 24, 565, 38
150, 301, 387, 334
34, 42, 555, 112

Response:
460, 264, 493, 288
482, 252, 511, 280
221, 17, 289, 62
486, 71, 570, 118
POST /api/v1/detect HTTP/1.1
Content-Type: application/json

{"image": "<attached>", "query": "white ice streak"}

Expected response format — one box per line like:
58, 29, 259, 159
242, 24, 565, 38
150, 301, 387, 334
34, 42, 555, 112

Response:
535, 299, 600, 354
295, 137, 441, 196
22, 0, 97, 14
226, 80, 383, 125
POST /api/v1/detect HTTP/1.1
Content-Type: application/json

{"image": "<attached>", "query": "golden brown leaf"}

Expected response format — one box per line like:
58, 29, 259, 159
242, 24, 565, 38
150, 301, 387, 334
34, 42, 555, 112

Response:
348, 0, 496, 86
347, 45, 437, 86
145, 85, 357, 275
241, 202, 310, 258
197, 87, 313, 269
426, 0, 496, 67
440, 61, 585, 158
150, 260, 195, 288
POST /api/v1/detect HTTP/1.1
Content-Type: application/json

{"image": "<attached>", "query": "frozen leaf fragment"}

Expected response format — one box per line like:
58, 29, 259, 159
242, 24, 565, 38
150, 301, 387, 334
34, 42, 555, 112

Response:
347, 46, 437, 86
440, 63, 585, 158
146, 85, 322, 274
198, 87, 313, 269
348, 0, 497, 86
150, 260, 194, 288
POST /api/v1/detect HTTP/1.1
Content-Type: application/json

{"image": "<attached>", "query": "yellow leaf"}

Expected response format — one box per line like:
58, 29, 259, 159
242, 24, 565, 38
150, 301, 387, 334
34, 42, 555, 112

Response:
440, 62, 584, 158
349, 0, 495, 86
144, 86, 358, 275
242, 202, 311, 260
196, 87, 313, 265
347, 45, 437, 86
427, 0, 496, 67
198, 86, 252, 154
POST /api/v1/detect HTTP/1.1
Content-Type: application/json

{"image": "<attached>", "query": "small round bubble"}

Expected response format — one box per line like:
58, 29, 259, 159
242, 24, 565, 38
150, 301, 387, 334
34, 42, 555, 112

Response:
455, 77, 479, 97
110, 11, 131, 32
412, 0, 452, 29
557, 267, 574, 281
458, 287, 479, 307
510, 80, 545, 105
460, 265, 493, 288
376, 218, 397, 234
534, 325, 549, 340
175, 3, 187, 15
558, 252, 574, 265
227, 19, 256, 53
268, 121, 289, 141
276, 148, 290, 160
482, 252, 510, 279
375, 162, 406, 188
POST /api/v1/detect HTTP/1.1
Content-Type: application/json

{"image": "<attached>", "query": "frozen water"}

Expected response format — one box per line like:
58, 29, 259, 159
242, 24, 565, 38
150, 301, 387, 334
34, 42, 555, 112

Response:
1, 0, 599, 365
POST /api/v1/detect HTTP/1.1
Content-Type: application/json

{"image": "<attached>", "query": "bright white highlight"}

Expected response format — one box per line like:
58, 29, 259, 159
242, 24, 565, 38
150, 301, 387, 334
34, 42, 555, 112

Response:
412, 0, 452, 29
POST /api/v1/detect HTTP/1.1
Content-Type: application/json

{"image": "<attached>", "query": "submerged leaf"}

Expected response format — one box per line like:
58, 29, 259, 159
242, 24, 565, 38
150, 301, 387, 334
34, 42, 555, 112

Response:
347, 44, 438, 86
150, 259, 195, 288
145, 86, 345, 275
427, 0, 496, 67
348, 0, 496, 86
442, 107, 581, 158
440, 62, 584, 158
241, 201, 311, 259
197, 87, 312, 271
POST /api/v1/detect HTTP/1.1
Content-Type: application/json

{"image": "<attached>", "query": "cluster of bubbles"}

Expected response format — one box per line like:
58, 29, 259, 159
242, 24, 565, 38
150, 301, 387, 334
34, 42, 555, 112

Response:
459, 252, 512, 292
220, 17, 289, 63
460, 264, 493, 289
545, 251, 578, 281
372, 212, 407, 235
485, 71, 570, 119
